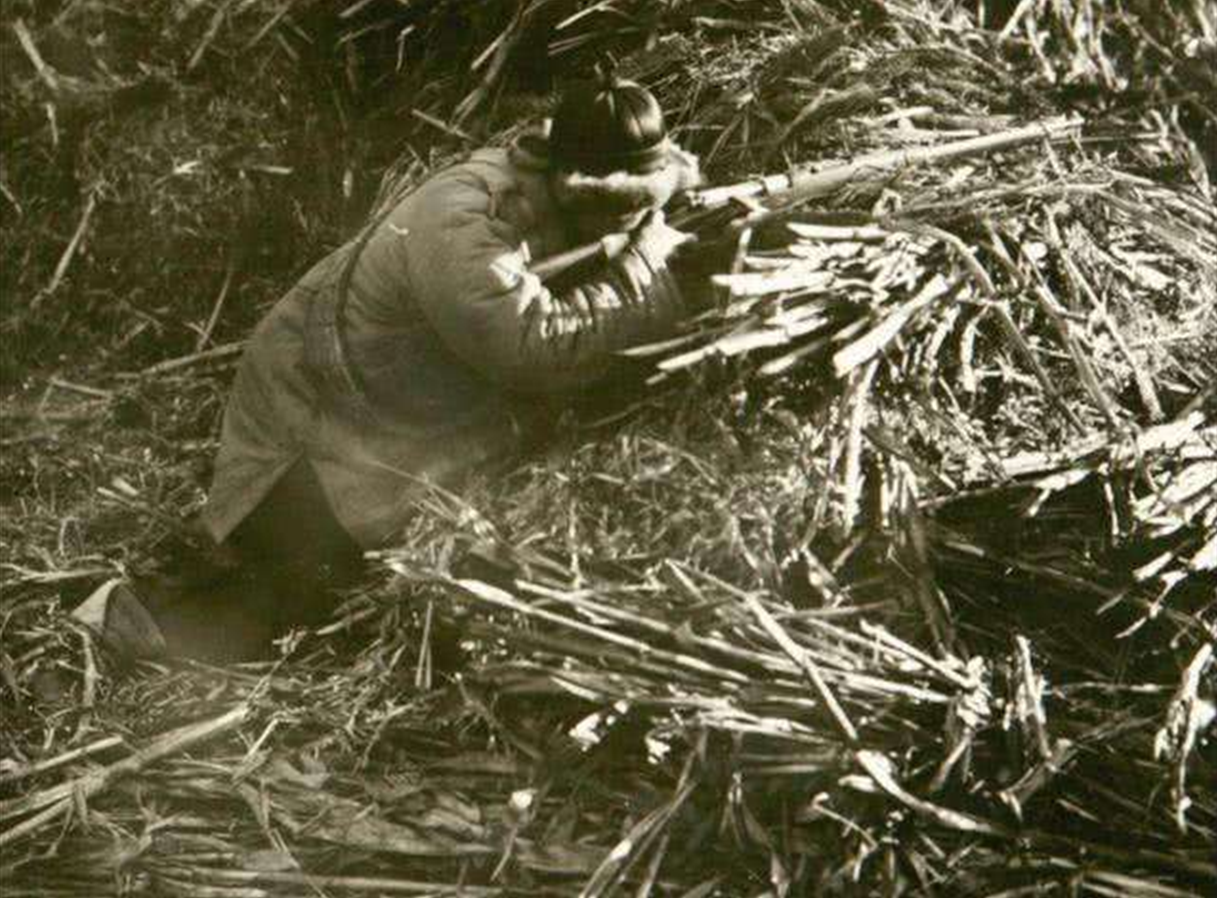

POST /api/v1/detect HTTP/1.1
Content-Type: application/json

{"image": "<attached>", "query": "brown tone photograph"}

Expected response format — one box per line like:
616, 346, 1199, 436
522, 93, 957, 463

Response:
2, 1, 1215, 895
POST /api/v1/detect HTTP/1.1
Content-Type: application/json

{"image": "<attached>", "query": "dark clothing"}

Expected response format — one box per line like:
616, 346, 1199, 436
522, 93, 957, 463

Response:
140, 461, 361, 662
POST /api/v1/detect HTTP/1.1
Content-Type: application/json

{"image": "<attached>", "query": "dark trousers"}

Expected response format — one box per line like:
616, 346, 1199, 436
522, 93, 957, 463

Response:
139, 461, 363, 662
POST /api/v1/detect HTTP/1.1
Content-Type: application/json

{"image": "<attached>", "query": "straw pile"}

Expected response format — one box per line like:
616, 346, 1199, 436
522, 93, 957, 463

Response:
2, 1, 1214, 896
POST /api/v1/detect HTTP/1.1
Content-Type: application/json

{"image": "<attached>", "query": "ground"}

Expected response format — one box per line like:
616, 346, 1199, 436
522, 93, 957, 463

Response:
2, 2, 1215, 896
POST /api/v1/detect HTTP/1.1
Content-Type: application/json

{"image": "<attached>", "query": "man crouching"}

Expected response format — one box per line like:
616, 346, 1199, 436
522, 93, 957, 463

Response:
74, 74, 702, 661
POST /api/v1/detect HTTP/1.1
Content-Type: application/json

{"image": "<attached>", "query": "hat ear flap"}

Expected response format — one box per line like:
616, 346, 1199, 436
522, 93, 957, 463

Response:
667, 144, 703, 193
550, 144, 702, 215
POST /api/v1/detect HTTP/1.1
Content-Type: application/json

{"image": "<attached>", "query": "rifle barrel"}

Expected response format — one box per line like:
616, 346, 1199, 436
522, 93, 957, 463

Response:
752, 116, 1081, 222
538, 116, 1082, 284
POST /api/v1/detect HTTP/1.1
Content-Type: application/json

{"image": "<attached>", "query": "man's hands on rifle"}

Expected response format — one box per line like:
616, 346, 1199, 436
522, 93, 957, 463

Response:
540, 207, 713, 300
631, 209, 696, 261
633, 208, 736, 313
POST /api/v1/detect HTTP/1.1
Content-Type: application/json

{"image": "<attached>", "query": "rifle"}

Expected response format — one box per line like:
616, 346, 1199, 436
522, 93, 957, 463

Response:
533, 117, 1083, 284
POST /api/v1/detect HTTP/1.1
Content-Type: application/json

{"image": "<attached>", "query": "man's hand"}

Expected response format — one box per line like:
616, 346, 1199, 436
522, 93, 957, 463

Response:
632, 209, 696, 263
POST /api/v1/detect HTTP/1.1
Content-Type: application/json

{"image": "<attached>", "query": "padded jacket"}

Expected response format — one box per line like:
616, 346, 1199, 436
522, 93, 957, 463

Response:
202, 130, 700, 547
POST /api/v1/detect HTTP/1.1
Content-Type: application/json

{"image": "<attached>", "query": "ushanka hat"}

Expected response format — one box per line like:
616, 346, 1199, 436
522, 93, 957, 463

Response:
547, 71, 702, 215
549, 72, 670, 176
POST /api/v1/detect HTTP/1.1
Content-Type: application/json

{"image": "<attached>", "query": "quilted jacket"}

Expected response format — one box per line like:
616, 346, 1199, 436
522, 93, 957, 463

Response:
202, 130, 700, 548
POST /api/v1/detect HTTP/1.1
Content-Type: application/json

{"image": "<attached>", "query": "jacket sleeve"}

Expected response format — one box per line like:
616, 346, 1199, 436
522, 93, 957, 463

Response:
398, 169, 691, 394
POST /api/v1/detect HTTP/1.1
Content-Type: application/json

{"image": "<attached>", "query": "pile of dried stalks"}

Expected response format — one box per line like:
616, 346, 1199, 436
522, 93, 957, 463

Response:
3, 1, 1215, 896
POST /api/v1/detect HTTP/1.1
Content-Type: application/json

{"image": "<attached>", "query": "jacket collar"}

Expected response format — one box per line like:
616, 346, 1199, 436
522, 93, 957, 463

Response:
508, 126, 553, 173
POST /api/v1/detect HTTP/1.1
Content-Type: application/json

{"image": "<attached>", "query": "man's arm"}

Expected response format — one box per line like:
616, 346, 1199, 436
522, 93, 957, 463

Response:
399, 170, 693, 394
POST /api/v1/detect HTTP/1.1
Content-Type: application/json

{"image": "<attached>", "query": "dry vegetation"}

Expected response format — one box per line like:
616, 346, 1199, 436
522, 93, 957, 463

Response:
2, 1, 1215, 896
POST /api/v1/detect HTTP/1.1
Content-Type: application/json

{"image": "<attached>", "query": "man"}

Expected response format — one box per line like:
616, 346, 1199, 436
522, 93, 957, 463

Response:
73, 74, 703, 662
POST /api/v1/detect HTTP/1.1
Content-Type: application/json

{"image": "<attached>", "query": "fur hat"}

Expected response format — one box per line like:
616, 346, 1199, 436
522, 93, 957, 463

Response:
549, 75, 669, 176
542, 73, 703, 215
548, 141, 703, 216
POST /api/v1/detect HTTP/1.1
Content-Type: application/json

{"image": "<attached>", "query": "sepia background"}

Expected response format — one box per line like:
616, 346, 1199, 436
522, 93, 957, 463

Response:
2, 2, 1215, 895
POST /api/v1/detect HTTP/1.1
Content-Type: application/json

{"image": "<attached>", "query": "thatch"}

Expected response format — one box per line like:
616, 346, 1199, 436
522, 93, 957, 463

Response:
2, 1, 1215, 896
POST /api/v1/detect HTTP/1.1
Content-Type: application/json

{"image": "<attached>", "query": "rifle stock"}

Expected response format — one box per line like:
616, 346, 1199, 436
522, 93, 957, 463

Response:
537, 116, 1082, 284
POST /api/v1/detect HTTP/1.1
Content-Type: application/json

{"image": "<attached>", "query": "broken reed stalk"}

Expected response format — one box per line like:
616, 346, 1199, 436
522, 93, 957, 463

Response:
854, 750, 1007, 837
447, 576, 751, 685
739, 591, 858, 742
161, 868, 506, 895
135, 340, 244, 376
0, 736, 125, 788
1043, 207, 1165, 421
417, 407, 1214, 889
0, 704, 250, 848
37, 189, 98, 304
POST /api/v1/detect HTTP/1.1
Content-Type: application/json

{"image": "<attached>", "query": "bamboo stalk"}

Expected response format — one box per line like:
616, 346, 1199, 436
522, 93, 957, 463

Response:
451, 578, 750, 685
1028, 276, 1121, 428
165, 867, 505, 895
1044, 210, 1164, 421
738, 592, 858, 743
35, 189, 98, 305
137, 341, 244, 376
0, 704, 250, 846
195, 260, 236, 352
11, 19, 62, 92
855, 750, 1007, 836
513, 581, 795, 677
